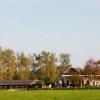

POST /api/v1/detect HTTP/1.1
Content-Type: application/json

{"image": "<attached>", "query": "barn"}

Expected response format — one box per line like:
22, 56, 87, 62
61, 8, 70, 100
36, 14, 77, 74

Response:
0, 80, 42, 90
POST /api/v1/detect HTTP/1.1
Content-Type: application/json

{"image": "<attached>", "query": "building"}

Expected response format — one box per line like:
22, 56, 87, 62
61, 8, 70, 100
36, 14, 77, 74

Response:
0, 80, 42, 90
57, 67, 100, 87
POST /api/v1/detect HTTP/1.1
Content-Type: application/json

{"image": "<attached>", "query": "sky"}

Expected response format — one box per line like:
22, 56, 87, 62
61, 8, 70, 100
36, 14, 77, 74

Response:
0, 0, 100, 67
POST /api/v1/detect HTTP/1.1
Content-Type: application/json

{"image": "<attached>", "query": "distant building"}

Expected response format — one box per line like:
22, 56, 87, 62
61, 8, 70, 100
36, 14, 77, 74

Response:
0, 80, 42, 90
57, 67, 100, 87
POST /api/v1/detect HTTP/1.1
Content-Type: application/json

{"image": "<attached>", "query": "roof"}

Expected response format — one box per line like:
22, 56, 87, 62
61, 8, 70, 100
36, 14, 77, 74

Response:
63, 67, 79, 75
0, 80, 41, 86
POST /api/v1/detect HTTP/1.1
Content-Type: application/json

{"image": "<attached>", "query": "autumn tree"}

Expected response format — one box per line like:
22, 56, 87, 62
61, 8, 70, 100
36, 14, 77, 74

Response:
0, 49, 16, 80
31, 51, 57, 84
83, 59, 96, 85
0, 49, 3, 80
43, 53, 57, 85
17, 52, 33, 80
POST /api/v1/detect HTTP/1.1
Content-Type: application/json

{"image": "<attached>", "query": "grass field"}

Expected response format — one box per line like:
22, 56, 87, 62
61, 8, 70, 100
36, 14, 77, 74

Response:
0, 90, 100, 100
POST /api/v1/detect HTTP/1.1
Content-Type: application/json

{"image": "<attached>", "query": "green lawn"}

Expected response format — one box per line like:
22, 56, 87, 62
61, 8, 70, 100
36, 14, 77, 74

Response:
0, 90, 100, 100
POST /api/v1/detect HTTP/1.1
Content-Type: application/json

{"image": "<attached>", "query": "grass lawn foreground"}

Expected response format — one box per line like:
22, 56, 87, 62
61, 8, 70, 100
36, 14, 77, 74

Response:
0, 90, 100, 100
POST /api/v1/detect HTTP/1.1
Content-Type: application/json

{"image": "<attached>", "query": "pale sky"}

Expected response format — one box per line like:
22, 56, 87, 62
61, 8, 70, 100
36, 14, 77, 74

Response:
0, 0, 100, 67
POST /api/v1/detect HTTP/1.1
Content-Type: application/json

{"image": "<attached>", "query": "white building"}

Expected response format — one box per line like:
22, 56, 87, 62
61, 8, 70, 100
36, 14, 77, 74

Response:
57, 67, 100, 87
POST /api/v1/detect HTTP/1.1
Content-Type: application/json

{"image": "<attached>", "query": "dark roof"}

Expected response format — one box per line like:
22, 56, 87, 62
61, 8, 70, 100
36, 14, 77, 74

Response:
63, 67, 79, 75
0, 80, 40, 86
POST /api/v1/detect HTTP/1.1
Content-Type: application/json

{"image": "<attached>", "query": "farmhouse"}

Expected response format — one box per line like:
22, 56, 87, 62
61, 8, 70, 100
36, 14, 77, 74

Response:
0, 80, 42, 90
57, 67, 100, 87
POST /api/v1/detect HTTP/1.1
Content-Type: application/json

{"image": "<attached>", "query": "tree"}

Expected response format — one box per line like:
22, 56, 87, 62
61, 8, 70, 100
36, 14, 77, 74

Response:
0, 49, 3, 80
49, 54, 57, 82
44, 53, 57, 85
58, 53, 70, 76
31, 51, 58, 84
17, 52, 33, 80
0, 49, 16, 80
83, 59, 96, 85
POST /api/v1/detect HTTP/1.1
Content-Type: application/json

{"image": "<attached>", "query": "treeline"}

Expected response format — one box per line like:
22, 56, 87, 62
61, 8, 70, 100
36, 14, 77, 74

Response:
0, 48, 100, 85
0, 48, 70, 84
